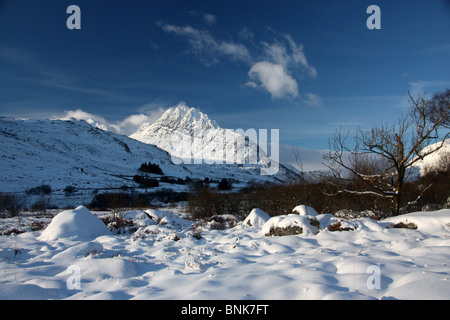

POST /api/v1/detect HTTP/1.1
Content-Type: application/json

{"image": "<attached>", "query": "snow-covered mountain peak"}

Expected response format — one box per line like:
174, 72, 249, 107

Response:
151, 104, 220, 133
129, 103, 295, 178
85, 118, 109, 131
130, 104, 246, 163
130, 104, 226, 160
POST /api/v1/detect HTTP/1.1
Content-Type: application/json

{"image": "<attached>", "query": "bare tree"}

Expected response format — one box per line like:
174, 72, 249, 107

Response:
425, 88, 450, 129
320, 91, 450, 216
0, 193, 25, 218
106, 192, 130, 221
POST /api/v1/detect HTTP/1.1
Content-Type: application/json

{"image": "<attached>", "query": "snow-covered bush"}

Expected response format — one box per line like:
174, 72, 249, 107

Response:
262, 214, 319, 237
445, 196, 450, 209
334, 209, 385, 219
208, 214, 239, 230
292, 205, 319, 217
243, 208, 270, 228
327, 220, 355, 232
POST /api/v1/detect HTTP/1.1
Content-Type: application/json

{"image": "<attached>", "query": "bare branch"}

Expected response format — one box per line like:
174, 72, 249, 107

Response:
320, 90, 450, 216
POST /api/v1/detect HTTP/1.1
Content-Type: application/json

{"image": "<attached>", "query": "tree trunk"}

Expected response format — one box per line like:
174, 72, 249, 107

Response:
392, 193, 401, 216
391, 135, 405, 216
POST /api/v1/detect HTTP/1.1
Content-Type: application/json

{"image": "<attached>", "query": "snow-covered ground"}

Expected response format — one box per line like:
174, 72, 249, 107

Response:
1, 205, 449, 300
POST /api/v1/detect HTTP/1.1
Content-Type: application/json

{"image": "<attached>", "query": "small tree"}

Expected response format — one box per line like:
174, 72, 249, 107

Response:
106, 192, 131, 221
217, 178, 232, 191
320, 91, 450, 216
0, 193, 25, 218
64, 185, 77, 197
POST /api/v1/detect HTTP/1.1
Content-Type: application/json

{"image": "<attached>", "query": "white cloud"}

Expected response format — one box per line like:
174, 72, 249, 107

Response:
284, 34, 317, 79
203, 13, 217, 25
0, 46, 116, 99
218, 42, 252, 62
395, 80, 450, 109
304, 93, 323, 107
188, 11, 217, 25
244, 81, 258, 89
109, 110, 164, 135
56, 107, 165, 136
57, 109, 109, 130
248, 61, 298, 99
279, 144, 328, 172
247, 34, 316, 99
262, 42, 290, 67
260, 35, 317, 79
408, 80, 450, 97
158, 22, 317, 100
238, 28, 254, 41
158, 23, 251, 64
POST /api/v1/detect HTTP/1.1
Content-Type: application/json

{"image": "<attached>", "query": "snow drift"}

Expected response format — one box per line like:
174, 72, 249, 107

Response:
38, 206, 110, 241
1, 206, 450, 300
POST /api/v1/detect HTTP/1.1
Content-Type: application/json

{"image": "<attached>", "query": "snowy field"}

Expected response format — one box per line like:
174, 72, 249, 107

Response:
0, 205, 449, 300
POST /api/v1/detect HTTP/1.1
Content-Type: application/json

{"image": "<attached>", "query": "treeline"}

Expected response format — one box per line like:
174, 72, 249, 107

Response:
186, 157, 450, 220
138, 162, 163, 175
89, 189, 188, 210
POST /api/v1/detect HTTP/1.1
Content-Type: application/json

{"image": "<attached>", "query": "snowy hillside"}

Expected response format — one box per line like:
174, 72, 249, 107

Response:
0, 117, 187, 193
0, 117, 297, 196
413, 139, 450, 176
0, 205, 449, 300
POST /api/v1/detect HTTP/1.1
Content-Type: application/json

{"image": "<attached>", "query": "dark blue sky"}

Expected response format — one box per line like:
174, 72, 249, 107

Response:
0, 0, 449, 152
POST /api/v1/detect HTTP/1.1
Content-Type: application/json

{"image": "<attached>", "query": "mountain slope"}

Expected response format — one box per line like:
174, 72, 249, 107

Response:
130, 104, 296, 179
413, 139, 450, 175
0, 117, 187, 192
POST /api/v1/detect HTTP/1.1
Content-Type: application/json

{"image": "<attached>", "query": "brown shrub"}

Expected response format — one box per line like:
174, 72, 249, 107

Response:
327, 221, 354, 232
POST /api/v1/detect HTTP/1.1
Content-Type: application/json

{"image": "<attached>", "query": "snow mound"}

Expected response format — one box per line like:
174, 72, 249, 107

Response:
0, 283, 58, 300
243, 208, 271, 228
413, 139, 450, 176
2, 208, 450, 299
383, 209, 450, 234
262, 214, 319, 236
292, 204, 319, 217
51, 241, 104, 262
74, 257, 137, 281
38, 206, 110, 241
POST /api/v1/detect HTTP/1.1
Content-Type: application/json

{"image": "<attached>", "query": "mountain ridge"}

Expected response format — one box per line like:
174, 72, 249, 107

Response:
0, 116, 298, 195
